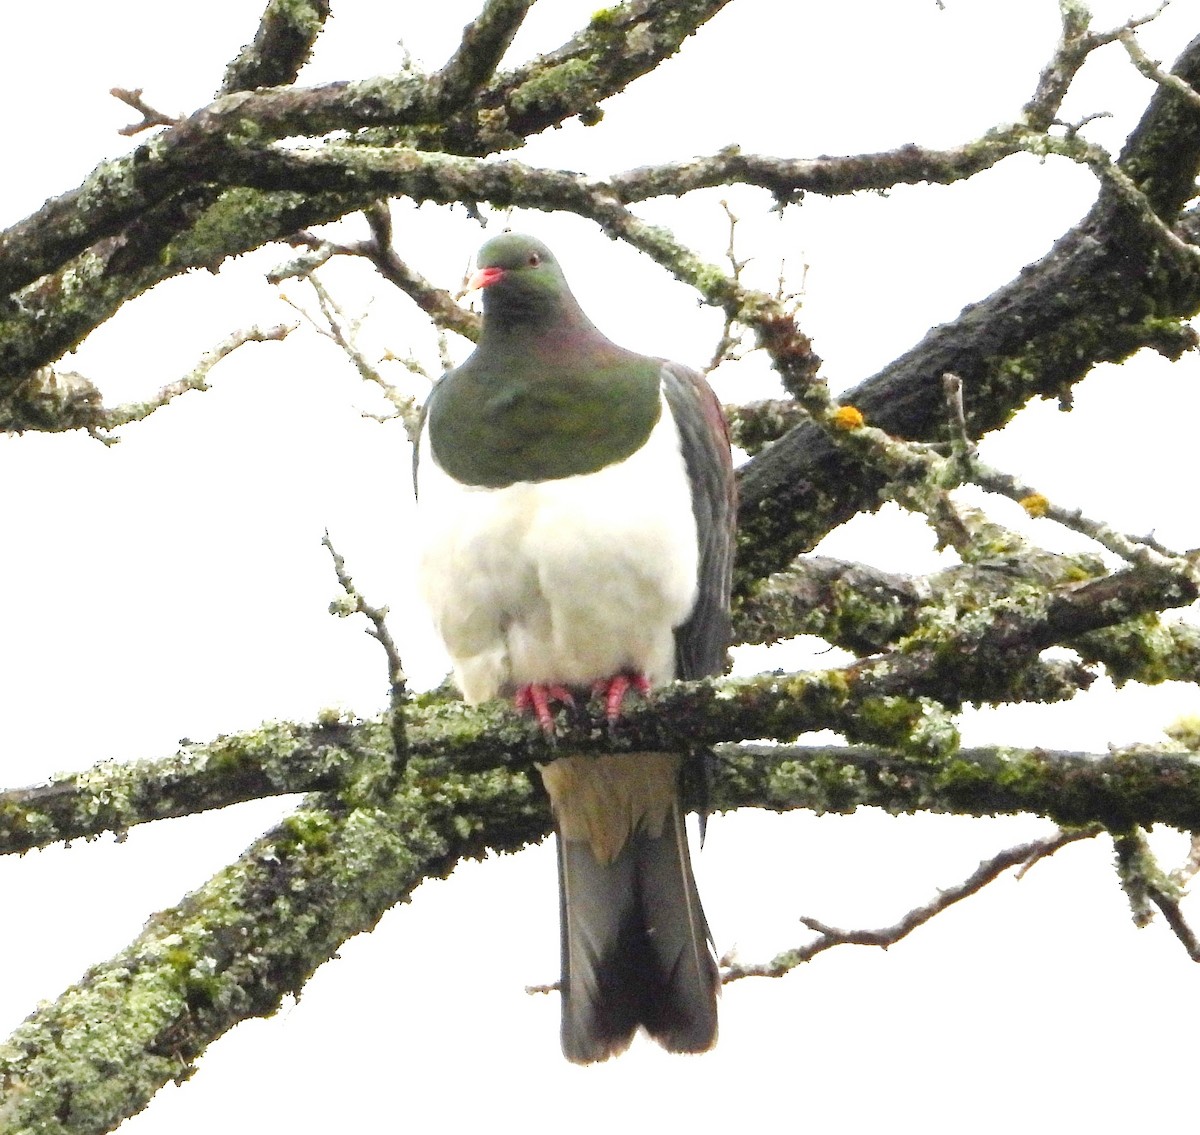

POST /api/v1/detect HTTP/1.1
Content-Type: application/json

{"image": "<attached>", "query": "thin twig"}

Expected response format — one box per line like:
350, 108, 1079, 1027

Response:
1147, 886, 1200, 961
1119, 23, 1200, 112
942, 371, 976, 469
100, 323, 296, 430
321, 531, 408, 766
704, 201, 748, 373
359, 202, 482, 343
721, 826, 1102, 981
110, 87, 181, 135
967, 458, 1186, 566
281, 274, 424, 439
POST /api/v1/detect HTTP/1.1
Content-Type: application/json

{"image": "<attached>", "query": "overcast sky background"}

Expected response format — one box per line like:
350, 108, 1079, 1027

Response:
2, 1, 1200, 1130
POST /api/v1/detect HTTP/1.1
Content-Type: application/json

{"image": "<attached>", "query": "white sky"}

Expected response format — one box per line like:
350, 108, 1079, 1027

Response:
2, 1, 1200, 1131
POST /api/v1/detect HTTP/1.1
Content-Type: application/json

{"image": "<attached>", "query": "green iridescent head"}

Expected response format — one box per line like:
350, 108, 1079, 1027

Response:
471, 233, 576, 323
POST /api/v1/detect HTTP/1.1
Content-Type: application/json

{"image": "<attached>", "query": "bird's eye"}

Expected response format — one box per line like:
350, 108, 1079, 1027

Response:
527, 252, 541, 266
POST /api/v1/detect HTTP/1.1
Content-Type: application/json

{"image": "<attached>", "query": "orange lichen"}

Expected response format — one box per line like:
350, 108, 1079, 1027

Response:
832, 404, 864, 430
1019, 493, 1050, 518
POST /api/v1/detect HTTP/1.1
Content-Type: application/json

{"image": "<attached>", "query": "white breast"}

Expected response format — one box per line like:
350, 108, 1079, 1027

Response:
416, 396, 699, 704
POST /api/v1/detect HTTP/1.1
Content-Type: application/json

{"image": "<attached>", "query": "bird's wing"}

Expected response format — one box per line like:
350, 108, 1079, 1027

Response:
660, 361, 736, 681
410, 392, 432, 498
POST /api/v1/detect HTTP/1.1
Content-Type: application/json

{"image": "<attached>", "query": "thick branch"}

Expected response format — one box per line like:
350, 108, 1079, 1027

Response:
219, 0, 332, 95
0, 760, 548, 1134
0, 0, 730, 310
10, 717, 1200, 1130
423, 0, 735, 154
733, 555, 925, 653
5, 547, 1194, 858
0, 720, 368, 855
735, 25, 1200, 586
709, 742, 1200, 832
430, 0, 537, 110
608, 132, 1029, 203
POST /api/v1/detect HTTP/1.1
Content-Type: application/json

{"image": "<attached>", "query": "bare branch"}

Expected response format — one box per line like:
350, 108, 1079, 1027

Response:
1148, 886, 1200, 961
322, 532, 407, 699
722, 826, 1102, 981
1119, 25, 1200, 112
357, 202, 482, 343
110, 87, 182, 135
100, 323, 296, 430
0, 324, 294, 436
964, 449, 1188, 565
280, 272, 424, 437
322, 531, 409, 763
703, 201, 750, 373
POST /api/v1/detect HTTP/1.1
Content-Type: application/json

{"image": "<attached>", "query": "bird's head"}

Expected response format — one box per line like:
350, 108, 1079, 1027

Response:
468, 233, 576, 324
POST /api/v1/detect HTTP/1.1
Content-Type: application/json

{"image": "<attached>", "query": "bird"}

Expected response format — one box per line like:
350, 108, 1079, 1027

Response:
413, 232, 735, 1063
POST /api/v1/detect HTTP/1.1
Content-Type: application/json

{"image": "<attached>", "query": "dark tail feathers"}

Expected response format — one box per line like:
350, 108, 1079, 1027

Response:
556, 804, 718, 1064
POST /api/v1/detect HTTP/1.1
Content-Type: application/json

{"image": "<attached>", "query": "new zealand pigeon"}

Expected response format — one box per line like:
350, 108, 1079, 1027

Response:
414, 232, 735, 1063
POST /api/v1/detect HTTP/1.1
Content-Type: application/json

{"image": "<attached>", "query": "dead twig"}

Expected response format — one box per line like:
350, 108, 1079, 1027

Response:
100, 323, 296, 432
942, 372, 976, 468
1119, 21, 1200, 113
322, 530, 409, 765
280, 272, 424, 439
111, 87, 181, 135
721, 826, 1102, 981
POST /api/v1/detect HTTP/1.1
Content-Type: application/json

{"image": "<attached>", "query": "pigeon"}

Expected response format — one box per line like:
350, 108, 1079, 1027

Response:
414, 232, 734, 1062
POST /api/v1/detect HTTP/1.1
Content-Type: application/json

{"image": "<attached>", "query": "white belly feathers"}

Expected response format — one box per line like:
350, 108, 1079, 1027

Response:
416, 395, 699, 703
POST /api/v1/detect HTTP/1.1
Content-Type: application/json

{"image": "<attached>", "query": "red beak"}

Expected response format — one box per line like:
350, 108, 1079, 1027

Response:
468, 265, 505, 291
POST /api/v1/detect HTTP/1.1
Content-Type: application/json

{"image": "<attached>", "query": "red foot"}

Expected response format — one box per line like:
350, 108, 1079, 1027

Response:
592, 672, 651, 724
514, 683, 576, 736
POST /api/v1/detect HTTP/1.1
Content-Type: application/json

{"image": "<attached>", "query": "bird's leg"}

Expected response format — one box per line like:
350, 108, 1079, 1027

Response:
591, 672, 651, 724
514, 683, 576, 736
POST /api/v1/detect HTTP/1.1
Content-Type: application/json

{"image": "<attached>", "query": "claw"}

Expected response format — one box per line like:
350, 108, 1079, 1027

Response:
514, 683, 576, 736
592, 672, 651, 724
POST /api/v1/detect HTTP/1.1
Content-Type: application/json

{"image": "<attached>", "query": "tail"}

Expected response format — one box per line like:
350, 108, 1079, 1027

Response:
539, 753, 719, 1064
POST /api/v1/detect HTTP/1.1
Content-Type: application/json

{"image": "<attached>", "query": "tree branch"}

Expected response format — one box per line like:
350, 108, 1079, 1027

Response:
427, 0, 537, 110
722, 826, 1102, 980
0, 323, 295, 435
5, 545, 1199, 862
354, 201, 482, 342
0, 758, 548, 1133
0, 720, 367, 856
111, 87, 181, 136
736, 31, 1200, 586
323, 530, 410, 762
1112, 826, 1200, 961
0, 0, 731, 309
219, 0, 332, 95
